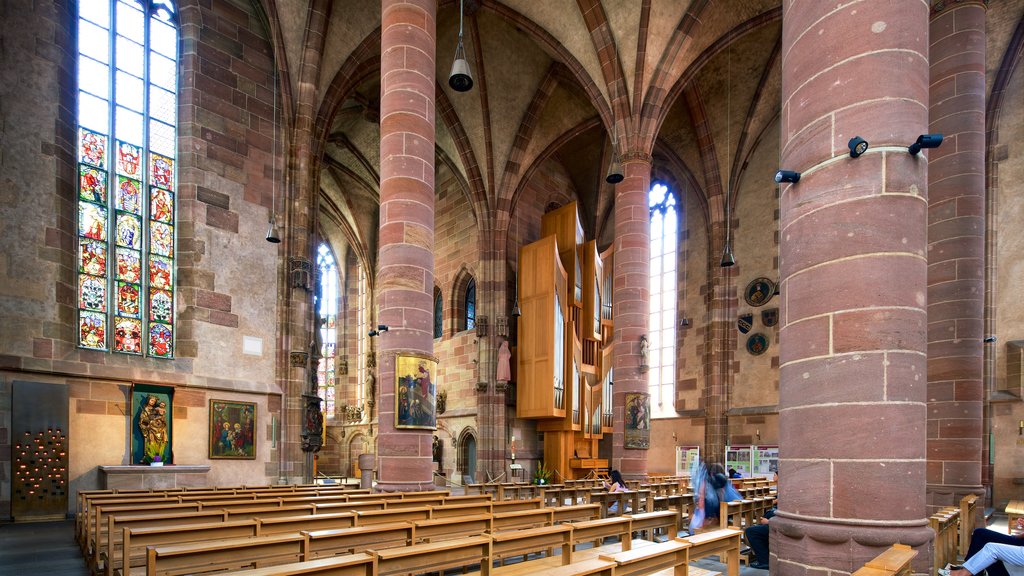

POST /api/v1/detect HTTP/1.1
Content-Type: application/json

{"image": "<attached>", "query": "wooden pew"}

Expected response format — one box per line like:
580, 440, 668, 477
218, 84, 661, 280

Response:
491, 524, 573, 566
313, 500, 388, 514
258, 512, 357, 536
145, 533, 304, 576
598, 538, 691, 576
354, 506, 431, 526
553, 503, 601, 524
226, 553, 376, 576
680, 528, 743, 576
569, 517, 633, 552
102, 509, 227, 576
413, 514, 493, 543
443, 494, 493, 505
118, 519, 259, 576
540, 558, 617, 576
959, 494, 979, 558
851, 543, 917, 576
227, 504, 317, 520
491, 497, 543, 514
624, 510, 678, 541
430, 501, 492, 518
1005, 499, 1023, 535
385, 497, 445, 509
374, 535, 493, 576
303, 522, 415, 559
492, 508, 554, 531
89, 502, 200, 565
930, 507, 960, 574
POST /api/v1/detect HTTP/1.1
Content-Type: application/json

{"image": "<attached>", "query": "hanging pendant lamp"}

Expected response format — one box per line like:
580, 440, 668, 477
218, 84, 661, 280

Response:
448, 0, 473, 92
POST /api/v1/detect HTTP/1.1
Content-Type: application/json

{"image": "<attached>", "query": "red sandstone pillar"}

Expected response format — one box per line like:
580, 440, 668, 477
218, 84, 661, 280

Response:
775, 2, 935, 572
612, 154, 651, 480
375, 0, 436, 492
925, 1, 986, 514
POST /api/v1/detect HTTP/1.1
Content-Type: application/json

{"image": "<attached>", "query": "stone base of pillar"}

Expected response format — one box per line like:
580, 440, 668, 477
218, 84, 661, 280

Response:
375, 480, 436, 493
772, 517, 934, 575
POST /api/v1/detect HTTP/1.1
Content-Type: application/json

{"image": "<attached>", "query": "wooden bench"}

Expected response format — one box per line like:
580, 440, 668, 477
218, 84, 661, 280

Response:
491, 524, 573, 566
102, 509, 227, 576
681, 528, 743, 576
313, 500, 388, 514
413, 514, 493, 543
227, 504, 317, 520
117, 519, 259, 576
226, 553, 376, 576
570, 517, 633, 551
354, 506, 431, 525
624, 510, 678, 541
930, 506, 960, 573
303, 522, 415, 559
491, 497, 544, 514
443, 494, 493, 505
851, 543, 917, 576
1006, 500, 1024, 535
538, 558, 617, 576
959, 493, 980, 558
599, 538, 691, 576
553, 503, 602, 524
89, 502, 200, 564
258, 512, 357, 535
374, 535, 492, 576
492, 508, 554, 531
429, 501, 493, 518
385, 497, 445, 509
146, 532, 304, 576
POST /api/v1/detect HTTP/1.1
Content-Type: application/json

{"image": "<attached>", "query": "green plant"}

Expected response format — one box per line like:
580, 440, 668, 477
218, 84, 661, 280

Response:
533, 462, 553, 485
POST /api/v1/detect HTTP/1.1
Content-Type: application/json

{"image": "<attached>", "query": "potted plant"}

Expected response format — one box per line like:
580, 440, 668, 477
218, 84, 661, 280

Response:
533, 462, 552, 485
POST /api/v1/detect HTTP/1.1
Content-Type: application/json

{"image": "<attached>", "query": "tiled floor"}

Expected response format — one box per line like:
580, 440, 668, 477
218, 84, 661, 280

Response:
0, 520, 88, 576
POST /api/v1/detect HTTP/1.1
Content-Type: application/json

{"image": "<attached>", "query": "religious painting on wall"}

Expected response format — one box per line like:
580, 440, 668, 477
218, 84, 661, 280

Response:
624, 392, 650, 449
209, 400, 256, 459
395, 353, 438, 430
131, 383, 173, 465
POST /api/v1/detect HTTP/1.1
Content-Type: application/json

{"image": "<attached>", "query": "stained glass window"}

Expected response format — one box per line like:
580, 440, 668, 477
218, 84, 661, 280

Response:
317, 244, 339, 419
77, 0, 178, 357
649, 184, 678, 417
465, 278, 476, 330
433, 287, 443, 339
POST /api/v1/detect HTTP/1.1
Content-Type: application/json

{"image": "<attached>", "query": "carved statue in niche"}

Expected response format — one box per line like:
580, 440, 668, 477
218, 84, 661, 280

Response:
437, 390, 447, 414
300, 395, 323, 453
138, 394, 168, 462
432, 435, 442, 463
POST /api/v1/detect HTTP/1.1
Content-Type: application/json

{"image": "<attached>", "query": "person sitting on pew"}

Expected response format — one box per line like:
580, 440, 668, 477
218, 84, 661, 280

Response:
952, 518, 1024, 576
604, 469, 627, 513
744, 504, 776, 570
945, 540, 1024, 576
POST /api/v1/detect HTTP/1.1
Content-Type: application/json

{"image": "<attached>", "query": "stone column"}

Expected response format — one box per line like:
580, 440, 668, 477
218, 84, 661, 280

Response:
926, 0, 986, 514
612, 154, 650, 480
375, 0, 436, 492
775, 2, 935, 573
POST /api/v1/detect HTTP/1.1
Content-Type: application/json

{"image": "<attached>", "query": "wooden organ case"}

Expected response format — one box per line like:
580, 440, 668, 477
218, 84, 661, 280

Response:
517, 203, 614, 480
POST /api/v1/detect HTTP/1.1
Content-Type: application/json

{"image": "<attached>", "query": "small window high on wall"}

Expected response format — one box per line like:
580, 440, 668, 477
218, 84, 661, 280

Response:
433, 287, 443, 339
649, 184, 678, 417
464, 278, 476, 330
317, 243, 338, 418
76, 0, 178, 357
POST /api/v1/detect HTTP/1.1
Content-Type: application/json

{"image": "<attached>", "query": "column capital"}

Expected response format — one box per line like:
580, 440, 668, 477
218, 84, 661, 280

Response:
620, 150, 652, 165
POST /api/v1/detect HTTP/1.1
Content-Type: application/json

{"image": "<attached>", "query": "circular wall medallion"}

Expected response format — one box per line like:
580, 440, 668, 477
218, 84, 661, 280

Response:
746, 333, 769, 356
744, 277, 775, 307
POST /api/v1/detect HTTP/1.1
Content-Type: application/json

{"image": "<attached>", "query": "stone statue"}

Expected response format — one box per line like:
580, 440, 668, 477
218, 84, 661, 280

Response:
639, 334, 649, 371
496, 340, 512, 383
432, 435, 442, 463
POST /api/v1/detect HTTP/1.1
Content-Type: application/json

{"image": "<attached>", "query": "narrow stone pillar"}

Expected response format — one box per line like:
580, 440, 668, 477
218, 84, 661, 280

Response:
926, 1, 986, 514
612, 154, 651, 480
375, 0, 436, 492
775, 2, 935, 573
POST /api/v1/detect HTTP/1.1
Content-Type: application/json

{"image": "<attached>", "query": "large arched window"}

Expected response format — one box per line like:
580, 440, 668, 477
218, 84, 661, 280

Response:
76, 0, 178, 357
317, 244, 338, 418
649, 183, 678, 417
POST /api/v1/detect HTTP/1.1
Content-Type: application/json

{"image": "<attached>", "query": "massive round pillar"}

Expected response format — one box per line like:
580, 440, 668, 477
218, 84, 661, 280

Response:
775, 2, 934, 572
375, 0, 436, 492
612, 154, 651, 480
925, 0, 987, 514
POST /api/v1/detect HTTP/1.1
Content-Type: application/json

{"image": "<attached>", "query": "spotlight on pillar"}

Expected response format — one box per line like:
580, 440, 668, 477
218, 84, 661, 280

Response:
908, 133, 943, 155
720, 242, 735, 267
265, 217, 281, 243
848, 136, 869, 158
448, 0, 473, 92
605, 156, 624, 184
984, 335, 997, 343
774, 170, 800, 184
368, 324, 389, 337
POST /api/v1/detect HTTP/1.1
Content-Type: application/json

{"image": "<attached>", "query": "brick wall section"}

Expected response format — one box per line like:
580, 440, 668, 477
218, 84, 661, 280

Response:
774, 1, 936, 573
612, 157, 651, 480
925, 2, 987, 514
375, 0, 436, 492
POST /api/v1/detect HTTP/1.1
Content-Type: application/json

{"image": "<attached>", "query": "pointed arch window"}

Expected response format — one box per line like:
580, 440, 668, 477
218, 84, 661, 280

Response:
649, 183, 678, 417
433, 287, 443, 339
76, 0, 178, 357
464, 278, 476, 330
317, 243, 339, 418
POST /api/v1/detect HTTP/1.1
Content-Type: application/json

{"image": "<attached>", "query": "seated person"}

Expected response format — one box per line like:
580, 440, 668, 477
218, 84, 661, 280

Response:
947, 541, 1024, 576
744, 504, 775, 570
604, 469, 627, 514
954, 518, 1024, 576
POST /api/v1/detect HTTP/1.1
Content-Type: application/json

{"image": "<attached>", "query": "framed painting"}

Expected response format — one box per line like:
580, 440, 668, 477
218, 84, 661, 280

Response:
624, 392, 650, 449
209, 400, 256, 459
395, 353, 438, 430
131, 383, 173, 464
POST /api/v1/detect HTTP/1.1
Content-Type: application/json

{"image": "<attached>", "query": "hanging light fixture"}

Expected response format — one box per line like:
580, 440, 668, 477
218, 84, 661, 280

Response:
266, 72, 281, 244
448, 0, 473, 92
605, 125, 623, 184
